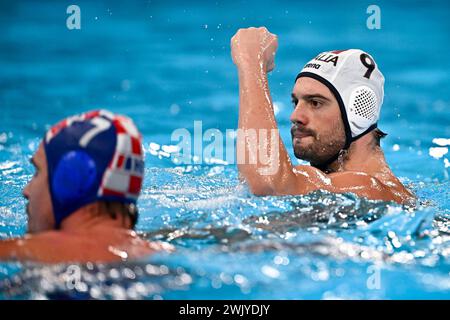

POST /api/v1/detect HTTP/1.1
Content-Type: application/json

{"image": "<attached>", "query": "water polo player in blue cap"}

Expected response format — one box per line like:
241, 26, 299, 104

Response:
0, 110, 172, 263
231, 27, 414, 204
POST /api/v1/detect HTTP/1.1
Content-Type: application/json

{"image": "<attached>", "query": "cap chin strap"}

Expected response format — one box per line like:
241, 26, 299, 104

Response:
295, 72, 378, 172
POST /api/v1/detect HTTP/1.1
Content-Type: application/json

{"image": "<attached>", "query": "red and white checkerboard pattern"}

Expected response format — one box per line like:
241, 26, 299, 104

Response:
98, 113, 144, 201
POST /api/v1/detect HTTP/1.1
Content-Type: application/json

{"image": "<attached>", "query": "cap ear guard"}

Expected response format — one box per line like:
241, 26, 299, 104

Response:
52, 150, 97, 205
347, 85, 379, 136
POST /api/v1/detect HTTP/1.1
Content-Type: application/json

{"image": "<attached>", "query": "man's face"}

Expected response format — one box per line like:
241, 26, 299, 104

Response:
22, 143, 55, 233
290, 77, 346, 166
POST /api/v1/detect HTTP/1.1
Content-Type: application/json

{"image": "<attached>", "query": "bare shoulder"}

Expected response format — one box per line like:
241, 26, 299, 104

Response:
292, 165, 333, 187
0, 230, 172, 263
293, 165, 412, 203
329, 170, 383, 187
1, 231, 116, 263
293, 165, 382, 191
329, 170, 413, 203
0, 231, 66, 262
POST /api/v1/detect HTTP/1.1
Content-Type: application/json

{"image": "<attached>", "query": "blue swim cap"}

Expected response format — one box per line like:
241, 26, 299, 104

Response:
44, 110, 144, 228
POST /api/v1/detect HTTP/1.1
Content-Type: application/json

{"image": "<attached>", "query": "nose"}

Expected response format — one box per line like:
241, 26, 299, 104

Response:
290, 101, 310, 126
23, 181, 30, 200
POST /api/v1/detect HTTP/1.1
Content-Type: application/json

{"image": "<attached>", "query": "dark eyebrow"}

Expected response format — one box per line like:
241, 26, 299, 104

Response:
292, 93, 332, 102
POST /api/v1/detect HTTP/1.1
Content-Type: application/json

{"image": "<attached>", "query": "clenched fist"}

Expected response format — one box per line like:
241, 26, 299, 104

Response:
231, 27, 278, 73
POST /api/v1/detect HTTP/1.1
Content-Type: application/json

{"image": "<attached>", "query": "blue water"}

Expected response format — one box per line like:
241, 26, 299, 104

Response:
0, 0, 449, 299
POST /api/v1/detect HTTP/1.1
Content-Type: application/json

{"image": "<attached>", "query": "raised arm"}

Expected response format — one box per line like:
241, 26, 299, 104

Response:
231, 27, 308, 195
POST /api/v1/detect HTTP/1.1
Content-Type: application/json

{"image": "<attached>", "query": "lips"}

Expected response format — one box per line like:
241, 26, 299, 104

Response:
291, 124, 315, 143
293, 131, 312, 138
291, 128, 314, 140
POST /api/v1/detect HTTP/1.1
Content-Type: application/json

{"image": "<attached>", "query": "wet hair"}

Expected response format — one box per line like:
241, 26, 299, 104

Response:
99, 201, 139, 229
372, 128, 387, 147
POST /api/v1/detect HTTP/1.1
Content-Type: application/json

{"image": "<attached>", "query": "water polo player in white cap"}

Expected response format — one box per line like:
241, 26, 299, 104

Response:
231, 27, 414, 204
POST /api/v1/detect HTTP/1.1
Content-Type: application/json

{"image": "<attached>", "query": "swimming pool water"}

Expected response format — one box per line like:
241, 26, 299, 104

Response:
0, 0, 449, 299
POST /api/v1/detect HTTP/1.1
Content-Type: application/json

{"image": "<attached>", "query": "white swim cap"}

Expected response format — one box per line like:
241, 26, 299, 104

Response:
295, 49, 385, 150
